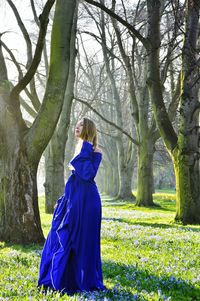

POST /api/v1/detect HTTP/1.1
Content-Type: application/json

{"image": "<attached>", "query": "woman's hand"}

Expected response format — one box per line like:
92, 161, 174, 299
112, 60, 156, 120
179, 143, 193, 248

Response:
94, 147, 102, 153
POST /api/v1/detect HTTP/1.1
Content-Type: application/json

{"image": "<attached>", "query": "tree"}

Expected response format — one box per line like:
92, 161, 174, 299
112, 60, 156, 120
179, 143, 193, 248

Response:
146, 0, 200, 224
44, 6, 78, 213
83, 0, 180, 206
84, 0, 200, 224
98, 3, 135, 199
0, 0, 77, 243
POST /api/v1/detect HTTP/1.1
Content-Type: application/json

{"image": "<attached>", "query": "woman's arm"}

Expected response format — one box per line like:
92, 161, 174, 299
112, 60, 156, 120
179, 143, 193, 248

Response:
70, 140, 102, 181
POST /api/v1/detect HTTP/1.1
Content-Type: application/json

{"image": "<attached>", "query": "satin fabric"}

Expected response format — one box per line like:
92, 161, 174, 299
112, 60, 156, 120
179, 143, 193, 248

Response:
38, 141, 105, 295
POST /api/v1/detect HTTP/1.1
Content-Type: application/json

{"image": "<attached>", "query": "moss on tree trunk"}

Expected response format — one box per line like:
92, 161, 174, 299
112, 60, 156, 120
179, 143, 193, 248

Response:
173, 149, 200, 224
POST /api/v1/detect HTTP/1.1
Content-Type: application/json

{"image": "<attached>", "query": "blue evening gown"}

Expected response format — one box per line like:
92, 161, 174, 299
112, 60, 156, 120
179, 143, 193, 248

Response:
38, 140, 106, 295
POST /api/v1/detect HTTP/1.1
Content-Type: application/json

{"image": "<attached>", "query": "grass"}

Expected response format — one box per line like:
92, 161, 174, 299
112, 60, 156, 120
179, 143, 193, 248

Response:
0, 192, 200, 300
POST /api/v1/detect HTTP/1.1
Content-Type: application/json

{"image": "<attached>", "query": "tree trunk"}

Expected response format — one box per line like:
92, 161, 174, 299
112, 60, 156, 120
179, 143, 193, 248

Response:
173, 147, 200, 224
107, 162, 119, 197
44, 6, 77, 213
99, 6, 134, 200
173, 0, 200, 223
111, 6, 156, 205
111, 164, 119, 197
44, 139, 65, 213
117, 166, 134, 200
136, 141, 155, 206
0, 96, 43, 243
117, 140, 135, 200
146, 0, 200, 223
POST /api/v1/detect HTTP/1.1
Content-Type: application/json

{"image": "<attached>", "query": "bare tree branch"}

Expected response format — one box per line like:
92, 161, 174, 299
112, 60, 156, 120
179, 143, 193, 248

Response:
1, 40, 23, 81
84, 0, 149, 48
74, 96, 139, 145
30, 0, 49, 75
30, 0, 40, 26
7, 0, 33, 68
9, 0, 55, 103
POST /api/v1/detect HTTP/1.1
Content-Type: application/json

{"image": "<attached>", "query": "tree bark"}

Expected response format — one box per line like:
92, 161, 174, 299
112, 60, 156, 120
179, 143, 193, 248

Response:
0, 90, 43, 243
136, 140, 155, 206
116, 139, 135, 200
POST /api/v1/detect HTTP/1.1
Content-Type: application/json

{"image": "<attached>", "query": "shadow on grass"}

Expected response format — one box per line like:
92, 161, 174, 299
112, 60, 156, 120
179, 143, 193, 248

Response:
102, 259, 200, 301
102, 198, 176, 213
0, 242, 43, 252
102, 217, 200, 232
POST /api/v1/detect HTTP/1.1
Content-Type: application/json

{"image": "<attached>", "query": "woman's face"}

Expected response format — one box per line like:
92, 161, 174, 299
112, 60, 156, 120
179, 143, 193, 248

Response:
75, 119, 84, 138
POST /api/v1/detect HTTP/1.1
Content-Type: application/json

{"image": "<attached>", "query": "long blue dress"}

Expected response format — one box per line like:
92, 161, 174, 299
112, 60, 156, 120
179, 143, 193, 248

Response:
38, 140, 105, 295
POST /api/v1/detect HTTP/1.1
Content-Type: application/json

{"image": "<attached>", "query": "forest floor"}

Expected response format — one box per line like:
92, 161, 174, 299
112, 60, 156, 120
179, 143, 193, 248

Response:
0, 191, 200, 301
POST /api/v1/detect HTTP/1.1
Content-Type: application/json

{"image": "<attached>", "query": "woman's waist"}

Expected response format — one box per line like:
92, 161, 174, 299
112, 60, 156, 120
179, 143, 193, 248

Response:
71, 170, 96, 184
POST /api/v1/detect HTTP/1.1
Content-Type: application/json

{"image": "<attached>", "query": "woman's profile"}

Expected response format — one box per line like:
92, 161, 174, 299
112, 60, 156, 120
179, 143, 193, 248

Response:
38, 117, 106, 295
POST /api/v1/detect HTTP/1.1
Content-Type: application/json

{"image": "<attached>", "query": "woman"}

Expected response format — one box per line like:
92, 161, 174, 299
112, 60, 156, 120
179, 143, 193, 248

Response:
38, 117, 106, 295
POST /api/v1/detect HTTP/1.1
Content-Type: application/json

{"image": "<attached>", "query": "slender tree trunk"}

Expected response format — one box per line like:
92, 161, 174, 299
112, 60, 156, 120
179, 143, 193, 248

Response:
111, 6, 156, 205
106, 164, 113, 196
117, 140, 135, 200
136, 87, 156, 206
44, 7, 77, 213
102, 163, 109, 194
99, 6, 134, 200
111, 164, 119, 197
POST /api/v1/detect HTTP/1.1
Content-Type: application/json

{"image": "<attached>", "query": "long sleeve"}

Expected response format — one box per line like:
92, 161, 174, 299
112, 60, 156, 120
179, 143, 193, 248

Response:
69, 141, 102, 181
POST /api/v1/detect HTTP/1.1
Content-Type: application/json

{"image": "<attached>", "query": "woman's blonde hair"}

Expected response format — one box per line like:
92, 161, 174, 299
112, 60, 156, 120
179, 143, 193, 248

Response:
79, 117, 98, 149
71, 117, 98, 160
68, 118, 98, 170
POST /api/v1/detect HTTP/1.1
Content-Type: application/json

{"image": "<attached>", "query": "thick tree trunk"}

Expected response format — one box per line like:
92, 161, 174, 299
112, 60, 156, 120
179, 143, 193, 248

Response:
173, 148, 200, 224
117, 166, 134, 200
136, 141, 155, 206
0, 155, 43, 243
173, 0, 200, 224
0, 97, 44, 243
146, 0, 200, 224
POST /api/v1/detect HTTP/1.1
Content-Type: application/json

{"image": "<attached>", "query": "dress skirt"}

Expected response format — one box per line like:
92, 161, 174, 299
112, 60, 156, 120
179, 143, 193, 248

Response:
38, 141, 106, 295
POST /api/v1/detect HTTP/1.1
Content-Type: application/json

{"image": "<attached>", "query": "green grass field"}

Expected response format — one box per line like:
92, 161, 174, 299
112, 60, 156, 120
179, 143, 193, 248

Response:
0, 192, 200, 300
